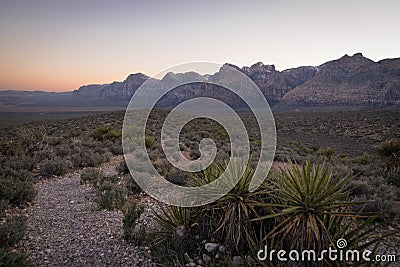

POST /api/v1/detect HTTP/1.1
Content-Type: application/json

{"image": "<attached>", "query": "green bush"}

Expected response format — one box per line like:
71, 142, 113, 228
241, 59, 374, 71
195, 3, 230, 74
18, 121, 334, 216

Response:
123, 201, 144, 244
90, 126, 121, 141
0, 216, 33, 266
40, 158, 68, 177
165, 169, 189, 186
349, 180, 371, 196
96, 181, 126, 211
2, 156, 36, 171
0, 199, 7, 219
116, 160, 129, 174
318, 147, 335, 160
125, 176, 142, 195
0, 216, 26, 249
0, 249, 33, 267
71, 150, 107, 168
80, 168, 103, 184
377, 139, 400, 158
387, 173, 400, 187
144, 136, 155, 149
0, 173, 36, 206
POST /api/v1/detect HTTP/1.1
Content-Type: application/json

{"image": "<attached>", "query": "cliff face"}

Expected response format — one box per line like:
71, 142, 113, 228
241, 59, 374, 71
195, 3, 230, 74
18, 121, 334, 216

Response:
281, 53, 400, 105
73, 73, 149, 100
242, 63, 318, 105
72, 54, 400, 107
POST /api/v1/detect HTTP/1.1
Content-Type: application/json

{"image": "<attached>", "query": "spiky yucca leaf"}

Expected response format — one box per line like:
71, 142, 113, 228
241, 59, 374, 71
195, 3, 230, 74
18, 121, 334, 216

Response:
377, 139, 400, 174
254, 160, 366, 252
150, 204, 199, 247
190, 159, 272, 252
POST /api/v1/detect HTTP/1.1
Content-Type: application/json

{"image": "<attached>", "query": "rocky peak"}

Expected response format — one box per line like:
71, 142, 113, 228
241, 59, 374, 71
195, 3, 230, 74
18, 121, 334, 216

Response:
126, 73, 149, 82
72, 53, 400, 107
249, 62, 275, 73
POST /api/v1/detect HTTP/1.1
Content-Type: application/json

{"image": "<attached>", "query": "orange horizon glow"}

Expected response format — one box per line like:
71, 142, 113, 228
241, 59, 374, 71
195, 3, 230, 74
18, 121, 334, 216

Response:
1, 0, 399, 92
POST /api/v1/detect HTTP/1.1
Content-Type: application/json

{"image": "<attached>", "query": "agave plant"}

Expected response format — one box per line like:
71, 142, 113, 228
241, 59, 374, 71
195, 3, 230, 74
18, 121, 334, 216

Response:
255, 160, 367, 252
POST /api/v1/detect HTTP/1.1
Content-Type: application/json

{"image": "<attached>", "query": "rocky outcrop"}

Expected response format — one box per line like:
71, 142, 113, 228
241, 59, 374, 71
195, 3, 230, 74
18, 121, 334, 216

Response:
73, 73, 149, 100
281, 53, 400, 106
68, 54, 400, 108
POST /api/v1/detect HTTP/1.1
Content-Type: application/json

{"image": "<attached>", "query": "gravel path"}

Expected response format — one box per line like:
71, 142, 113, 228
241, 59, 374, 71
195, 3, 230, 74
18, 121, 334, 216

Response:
18, 162, 155, 266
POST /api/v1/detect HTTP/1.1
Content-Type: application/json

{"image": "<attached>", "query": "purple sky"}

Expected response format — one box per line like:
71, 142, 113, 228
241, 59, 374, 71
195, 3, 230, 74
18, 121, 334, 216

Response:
0, 0, 399, 91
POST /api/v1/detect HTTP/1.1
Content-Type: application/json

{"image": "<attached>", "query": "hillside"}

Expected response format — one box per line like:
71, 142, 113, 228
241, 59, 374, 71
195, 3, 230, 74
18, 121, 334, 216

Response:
1, 53, 399, 111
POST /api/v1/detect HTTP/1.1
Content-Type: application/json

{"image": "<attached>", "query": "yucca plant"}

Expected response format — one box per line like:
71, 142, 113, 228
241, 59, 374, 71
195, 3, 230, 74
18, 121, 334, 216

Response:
150, 204, 200, 250
189, 159, 272, 254
377, 139, 400, 175
325, 215, 394, 267
255, 160, 366, 252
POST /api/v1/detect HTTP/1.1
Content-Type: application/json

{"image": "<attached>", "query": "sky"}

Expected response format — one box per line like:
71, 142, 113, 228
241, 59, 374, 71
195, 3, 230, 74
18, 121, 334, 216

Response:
0, 0, 399, 92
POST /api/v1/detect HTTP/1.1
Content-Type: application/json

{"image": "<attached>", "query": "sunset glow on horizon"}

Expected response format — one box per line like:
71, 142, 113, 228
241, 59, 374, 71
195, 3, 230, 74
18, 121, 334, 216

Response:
1, 0, 399, 92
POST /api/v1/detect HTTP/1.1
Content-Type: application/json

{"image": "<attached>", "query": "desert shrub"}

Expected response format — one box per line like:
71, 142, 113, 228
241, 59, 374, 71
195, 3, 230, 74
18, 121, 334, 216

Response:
377, 139, 400, 158
116, 160, 129, 174
273, 153, 287, 162
18, 125, 47, 156
71, 150, 108, 168
2, 156, 36, 171
123, 201, 144, 244
80, 168, 102, 185
109, 143, 123, 155
350, 196, 399, 220
318, 147, 335, 160
0, 216, 26, 248
0, 216, 32, 267
55, 144, 71, 157
350, 153, 379, 165
0, 140, 22, 157
125, 176, 142, 195
0, 249, 33, 267
0, 173, 36, 206
0, 199, 8, 219
165, 169, 189, 186
96, 181, 126, 211
90, 126, 121, 141
189, 149, 201, 160
387, 173, 400, 187
349, 180, 371, 196
40, 158, 68, 177
144, 136, 155, 149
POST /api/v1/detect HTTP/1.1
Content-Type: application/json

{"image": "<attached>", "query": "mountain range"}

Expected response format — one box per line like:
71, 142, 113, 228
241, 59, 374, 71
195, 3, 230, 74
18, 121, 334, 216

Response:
1, 53, 399, 112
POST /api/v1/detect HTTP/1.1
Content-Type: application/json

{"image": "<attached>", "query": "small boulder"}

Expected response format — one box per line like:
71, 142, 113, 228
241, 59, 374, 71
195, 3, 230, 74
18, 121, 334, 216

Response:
204, 242, 219, 253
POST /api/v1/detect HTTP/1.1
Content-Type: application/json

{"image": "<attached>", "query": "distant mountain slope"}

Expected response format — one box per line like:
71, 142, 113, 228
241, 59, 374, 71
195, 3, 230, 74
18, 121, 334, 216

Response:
1, 53, 399, 111
280, 53, 400, 106
74, 73, 149, 100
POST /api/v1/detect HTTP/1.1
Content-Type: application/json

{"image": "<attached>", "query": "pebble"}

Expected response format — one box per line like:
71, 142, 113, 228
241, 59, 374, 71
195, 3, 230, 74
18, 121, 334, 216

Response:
202, 253, 211, 264
204, 242, 219, 253
184, 252, 193, 263
232, 256, 244, 266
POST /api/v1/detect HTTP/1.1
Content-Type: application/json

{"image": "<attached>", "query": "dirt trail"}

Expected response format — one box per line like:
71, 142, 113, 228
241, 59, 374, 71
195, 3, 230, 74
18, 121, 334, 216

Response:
18, 158, 154, 266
